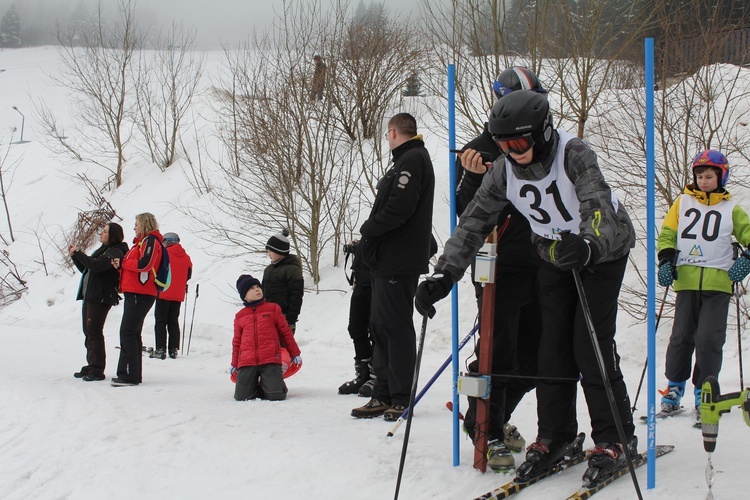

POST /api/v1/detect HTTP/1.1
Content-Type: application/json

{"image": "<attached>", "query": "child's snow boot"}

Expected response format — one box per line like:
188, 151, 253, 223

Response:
694, 386, 702, 412
659, 380, 686, 413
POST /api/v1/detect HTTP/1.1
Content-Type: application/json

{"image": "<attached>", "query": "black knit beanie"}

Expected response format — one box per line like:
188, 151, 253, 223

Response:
266, 228, 290, 255
236, 274, 262, 300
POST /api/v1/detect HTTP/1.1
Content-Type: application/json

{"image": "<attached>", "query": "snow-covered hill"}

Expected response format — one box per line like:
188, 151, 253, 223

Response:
1, 47, 748, 499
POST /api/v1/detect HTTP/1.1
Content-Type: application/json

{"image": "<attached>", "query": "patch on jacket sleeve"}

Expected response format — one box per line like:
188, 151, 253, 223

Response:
398, 171, 412, 189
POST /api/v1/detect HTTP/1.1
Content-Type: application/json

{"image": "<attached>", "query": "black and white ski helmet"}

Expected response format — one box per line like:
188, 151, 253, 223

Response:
492, 66, 547, 100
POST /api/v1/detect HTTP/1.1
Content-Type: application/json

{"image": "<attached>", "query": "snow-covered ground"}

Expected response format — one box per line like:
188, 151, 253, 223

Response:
1, 46, 749, 499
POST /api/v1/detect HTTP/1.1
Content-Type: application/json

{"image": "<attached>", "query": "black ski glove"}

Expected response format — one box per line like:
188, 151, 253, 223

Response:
552, 232, 598, 271
415, 273, 454, 318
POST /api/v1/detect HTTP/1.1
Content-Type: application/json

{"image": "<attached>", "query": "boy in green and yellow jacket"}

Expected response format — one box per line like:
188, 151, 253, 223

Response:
657, 150, 750, 416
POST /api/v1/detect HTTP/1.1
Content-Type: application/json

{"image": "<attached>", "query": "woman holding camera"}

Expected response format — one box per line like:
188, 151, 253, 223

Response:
69, 222, 128, 382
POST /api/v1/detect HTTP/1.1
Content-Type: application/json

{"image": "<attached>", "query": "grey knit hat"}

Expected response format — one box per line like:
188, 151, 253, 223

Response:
266, 228, 290, 255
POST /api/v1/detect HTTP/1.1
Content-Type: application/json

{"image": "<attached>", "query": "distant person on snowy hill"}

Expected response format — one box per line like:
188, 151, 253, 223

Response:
111, 212, 164, 387
310, 54, 326, 101
657, 150, 750, 420
262, 229, 304, 334
151, 232, 192, 360
69, 222, 128, 382
231, 274, 302, 401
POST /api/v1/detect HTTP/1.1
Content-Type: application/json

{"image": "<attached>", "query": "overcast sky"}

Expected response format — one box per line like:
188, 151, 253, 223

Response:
0, 0, 432, 49
142, 0, 428, 49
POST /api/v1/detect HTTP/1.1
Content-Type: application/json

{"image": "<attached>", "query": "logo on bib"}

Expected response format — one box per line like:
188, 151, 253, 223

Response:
688, 245, 704, 257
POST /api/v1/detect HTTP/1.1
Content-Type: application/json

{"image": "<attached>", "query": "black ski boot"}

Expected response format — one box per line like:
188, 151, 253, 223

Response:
582, 436, 637, 487
516, 433, 585, 482
338, 358, 370, 395
358, 360, 376, 398
150, 348, 166, 360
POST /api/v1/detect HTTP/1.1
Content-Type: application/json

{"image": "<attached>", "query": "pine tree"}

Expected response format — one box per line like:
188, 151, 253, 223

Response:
402, 72, 422, 97
0, 4, 22, 49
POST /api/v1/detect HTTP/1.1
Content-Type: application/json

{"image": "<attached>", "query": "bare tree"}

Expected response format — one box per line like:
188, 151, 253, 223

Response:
39, 0, 145, 187
181, 0, 423, 283
0, 139, 19, 242
135, 22, 204, 171
542, 0, 648, 139
419, 0, 520, 142
0, 248, 27, 308
325, 2, 426, 192
588, 0, 750, 322
416, 0, 566, 152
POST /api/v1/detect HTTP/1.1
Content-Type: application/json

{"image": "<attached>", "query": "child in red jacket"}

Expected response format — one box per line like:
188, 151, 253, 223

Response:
231, 274, 301, 401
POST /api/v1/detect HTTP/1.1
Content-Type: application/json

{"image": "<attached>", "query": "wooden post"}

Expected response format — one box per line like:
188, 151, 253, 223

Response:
473, 229, 497, 472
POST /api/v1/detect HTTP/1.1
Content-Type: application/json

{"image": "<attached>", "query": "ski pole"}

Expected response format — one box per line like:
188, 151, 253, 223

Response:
732, 242, 745, 390
386, 323, 480, 437
394, 314, 428, 500
181, 283, 189, 356
735, 283, 745, 391
571, 269, 643, 500
186, 283, 199, 356
630, 284, 670, 414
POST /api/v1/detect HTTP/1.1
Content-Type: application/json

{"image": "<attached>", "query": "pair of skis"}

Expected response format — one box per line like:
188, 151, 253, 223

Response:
639, 407, 701, 428
474, 443, 674, 500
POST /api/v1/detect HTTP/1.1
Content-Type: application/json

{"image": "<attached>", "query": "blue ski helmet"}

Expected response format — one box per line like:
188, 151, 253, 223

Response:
692, 150, 729, 186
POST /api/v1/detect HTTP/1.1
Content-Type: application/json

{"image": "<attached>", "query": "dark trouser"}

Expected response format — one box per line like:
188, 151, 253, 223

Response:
234, 364, 288, 401
116, 293, 156, 383
535, 257, 634, 445
464, 271, 541, 442
154, 298, 182, 351
81, 301, 112, 377
665, 290, 730, 389
370, 274, 419, 407
348, 283, 373, 361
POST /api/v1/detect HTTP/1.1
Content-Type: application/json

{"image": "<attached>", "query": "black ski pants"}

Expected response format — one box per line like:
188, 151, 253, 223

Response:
116, 293, 156, 383
234, 364, 287, 401
370, 274, 419, 407
463, 270, 541, 442
81, 301, 112, 377
154, 298, 182, 351
347, 283, 373, 361
665, 290, 730, 390
535, 256, 634, 445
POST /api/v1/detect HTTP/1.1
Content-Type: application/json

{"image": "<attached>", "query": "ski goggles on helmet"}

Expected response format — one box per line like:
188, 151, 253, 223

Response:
493, 134, 534, 155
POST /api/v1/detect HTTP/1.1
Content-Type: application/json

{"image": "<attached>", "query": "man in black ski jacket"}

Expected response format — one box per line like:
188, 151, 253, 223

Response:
453, 67, 546, 472
351, 112, 435, 422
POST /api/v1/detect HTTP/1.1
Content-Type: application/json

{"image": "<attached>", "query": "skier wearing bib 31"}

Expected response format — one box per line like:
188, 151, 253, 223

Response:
657, 150, 750, 421
415, 90, 636, 486
450, 66, 547, 472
